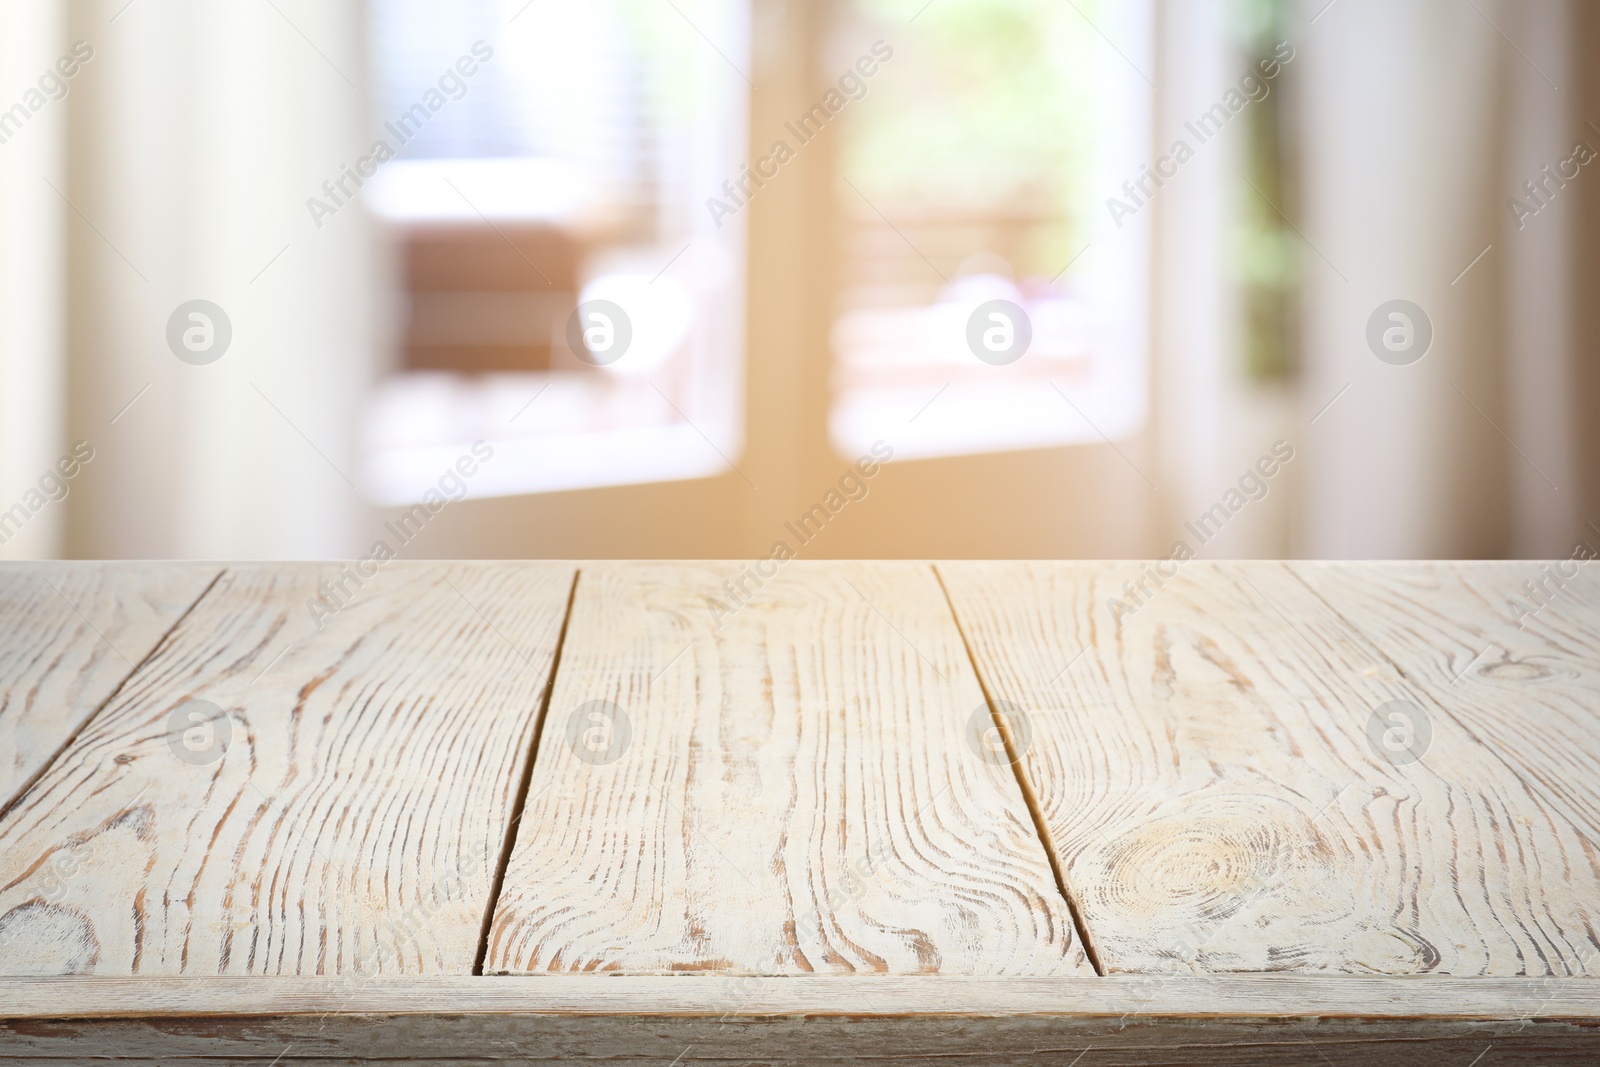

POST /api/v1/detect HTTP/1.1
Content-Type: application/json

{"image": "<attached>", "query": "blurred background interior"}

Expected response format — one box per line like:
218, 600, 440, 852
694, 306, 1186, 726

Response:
2, 0, 1598, 560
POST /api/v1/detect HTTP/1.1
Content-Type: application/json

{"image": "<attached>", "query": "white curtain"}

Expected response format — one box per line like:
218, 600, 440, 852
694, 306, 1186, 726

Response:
0, 0, 67, 560
1296, 0, 1587, 558
1155, 0, 1595, 560
62, 0, 376, 558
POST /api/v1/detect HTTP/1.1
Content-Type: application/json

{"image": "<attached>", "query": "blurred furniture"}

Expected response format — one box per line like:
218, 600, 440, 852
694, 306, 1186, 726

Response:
1, 560, 1598, 1062
401, 224, 580, 374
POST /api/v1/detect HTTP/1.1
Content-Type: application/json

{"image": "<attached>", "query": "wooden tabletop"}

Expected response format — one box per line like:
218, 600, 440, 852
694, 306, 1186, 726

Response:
1, 560, 1597, 1064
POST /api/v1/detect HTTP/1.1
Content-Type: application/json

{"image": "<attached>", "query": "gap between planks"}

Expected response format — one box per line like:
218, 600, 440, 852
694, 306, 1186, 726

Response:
0, 568, 227, 824
933, 563, 1107, 976
472, 568, 583, 975
454, 561, 1104, 976
484, 561, 1092, 975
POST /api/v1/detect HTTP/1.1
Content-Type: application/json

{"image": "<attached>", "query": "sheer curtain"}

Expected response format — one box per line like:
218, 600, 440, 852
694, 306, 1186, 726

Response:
1156, 0, 1599, 561
61, 0, 375, 558
0, 0, 67, 560
1294, 0, 1597, 558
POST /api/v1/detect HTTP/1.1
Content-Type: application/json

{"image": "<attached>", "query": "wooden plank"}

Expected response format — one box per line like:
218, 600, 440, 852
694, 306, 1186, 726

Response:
4, 972, 1598, 1020
1286, 561, 1600, 835
0, 562, 575, 976
1, 1033, 1593, 1067
938, 561, 1600, 976
1, 975, 1597, 1064
486, 561, 1089, 975
0, 563, 220, 815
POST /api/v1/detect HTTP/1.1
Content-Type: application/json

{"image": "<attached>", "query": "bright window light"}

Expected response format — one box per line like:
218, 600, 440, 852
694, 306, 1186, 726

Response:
829, 0, 1153, 462
362, 0, 748, 503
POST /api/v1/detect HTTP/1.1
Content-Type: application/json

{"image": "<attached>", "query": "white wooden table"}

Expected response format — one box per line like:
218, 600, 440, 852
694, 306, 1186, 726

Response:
1, 561, 1597, 1064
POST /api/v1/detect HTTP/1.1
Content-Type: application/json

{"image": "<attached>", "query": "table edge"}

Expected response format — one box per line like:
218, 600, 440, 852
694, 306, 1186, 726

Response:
2, 975, 1598, 1021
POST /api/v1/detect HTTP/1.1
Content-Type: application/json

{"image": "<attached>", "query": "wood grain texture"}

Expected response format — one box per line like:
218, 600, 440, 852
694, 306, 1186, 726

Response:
487, 561, 1088, 975
1, 976, 1598, 1065
1287, 561, 1600, 838
0, 563, 219, 814
0, 562, 574, 976
938, 561, 1600, 977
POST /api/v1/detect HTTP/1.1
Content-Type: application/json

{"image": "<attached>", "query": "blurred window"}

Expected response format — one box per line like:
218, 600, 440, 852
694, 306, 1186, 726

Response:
363, 0, 748, 502
829, 0, 1152, 461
